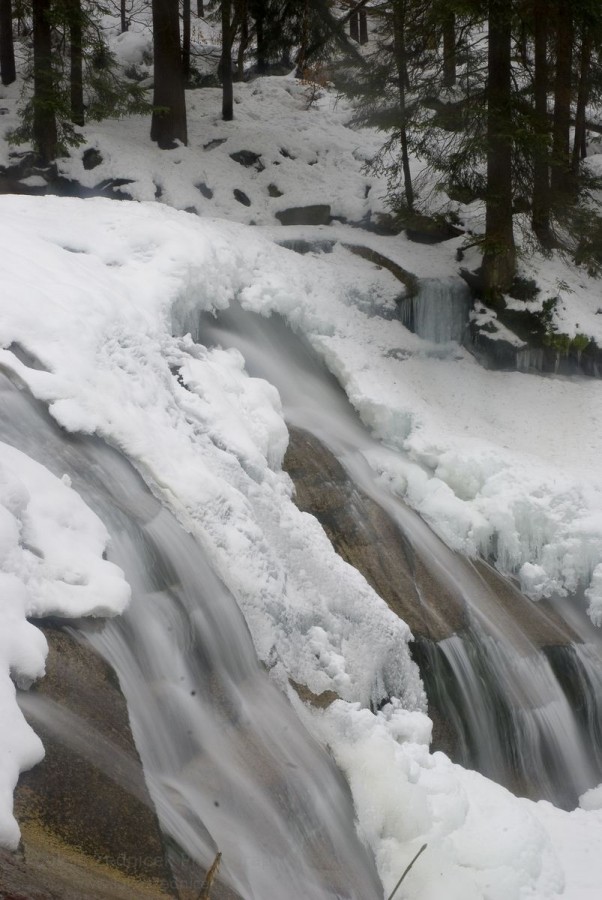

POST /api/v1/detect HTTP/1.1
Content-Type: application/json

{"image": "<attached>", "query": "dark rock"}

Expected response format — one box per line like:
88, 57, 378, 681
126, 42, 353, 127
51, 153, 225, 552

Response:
267, 183, 283, 198
2, 623, 176, 899
93, 178, 135, 201
278, 238, 335, 255
229, 150, 265, 172
196, 181, 213, 199
203, 138, 227, 151
284, 427, 466, 641
233, 188, 251, 207
279, 147, 295, 160
275, 204, 331, 226
82, 148, 103, 171
154, 183, 163, 199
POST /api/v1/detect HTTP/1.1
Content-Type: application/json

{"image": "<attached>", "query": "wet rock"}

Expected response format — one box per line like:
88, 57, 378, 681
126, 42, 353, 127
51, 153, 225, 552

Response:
229, 150, 264, 172
3, 622, 176, 899
82, 148, 103, 171
233, 188, 251, 207
196, 181, 213, 199
284, 428, 466, 641
275, 204, 331, 226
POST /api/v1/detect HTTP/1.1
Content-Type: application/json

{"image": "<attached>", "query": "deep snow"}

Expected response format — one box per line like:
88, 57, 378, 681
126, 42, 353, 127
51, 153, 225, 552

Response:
1, 14, 602, 895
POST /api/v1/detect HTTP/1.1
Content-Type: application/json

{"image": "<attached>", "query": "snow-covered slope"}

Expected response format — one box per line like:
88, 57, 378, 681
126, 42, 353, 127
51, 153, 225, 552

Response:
0, 194, 601, 898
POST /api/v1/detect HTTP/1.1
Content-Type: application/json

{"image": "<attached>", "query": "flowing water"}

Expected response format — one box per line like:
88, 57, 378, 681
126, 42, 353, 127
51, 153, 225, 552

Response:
0, 371, 382, 900
189, 299, 602, 809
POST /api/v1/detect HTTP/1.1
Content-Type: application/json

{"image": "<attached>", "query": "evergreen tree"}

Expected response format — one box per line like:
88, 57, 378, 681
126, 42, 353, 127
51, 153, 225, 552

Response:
0, 0, 16, 85
151, 0, 187, 146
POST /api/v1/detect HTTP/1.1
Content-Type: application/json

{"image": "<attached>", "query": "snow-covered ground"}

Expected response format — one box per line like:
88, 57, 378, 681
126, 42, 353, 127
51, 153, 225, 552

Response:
2, 17, 602, 897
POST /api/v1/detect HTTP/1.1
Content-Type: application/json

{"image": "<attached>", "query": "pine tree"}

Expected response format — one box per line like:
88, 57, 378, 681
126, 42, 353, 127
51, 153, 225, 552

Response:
151, 0, 187, 146
0, 0, 16, 85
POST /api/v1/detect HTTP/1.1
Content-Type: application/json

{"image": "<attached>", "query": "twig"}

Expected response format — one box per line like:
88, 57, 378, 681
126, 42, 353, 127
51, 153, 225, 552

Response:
386, 844, 427, 900
198, 851, 222, 900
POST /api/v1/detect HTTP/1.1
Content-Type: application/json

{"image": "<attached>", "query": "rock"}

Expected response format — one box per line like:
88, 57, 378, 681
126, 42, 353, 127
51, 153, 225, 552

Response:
233, 188, 251, 207
275, 204, 331, 226
3, 622, 176, 899
267, 183, 283, 198
82, 148, 103, 171
203, 138, 227, 151
283, 427, 466, 641
196, 181, 213, 199
229, 150, 264, 172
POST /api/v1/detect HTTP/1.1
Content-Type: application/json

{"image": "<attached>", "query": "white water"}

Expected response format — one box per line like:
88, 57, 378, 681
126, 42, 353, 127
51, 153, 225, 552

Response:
193, 301, 602, 807
398, 277, 471, 344
0, 371, 382, 900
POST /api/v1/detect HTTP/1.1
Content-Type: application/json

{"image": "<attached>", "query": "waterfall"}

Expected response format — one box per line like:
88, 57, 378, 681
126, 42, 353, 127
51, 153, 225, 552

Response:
195, 301, 602, 809
398, 277, 471, 344
0, 371, 382, 900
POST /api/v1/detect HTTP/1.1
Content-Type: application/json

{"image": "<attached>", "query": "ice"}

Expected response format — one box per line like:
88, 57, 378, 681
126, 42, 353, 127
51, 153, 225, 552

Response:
0, 441, 129, 846
0, 194, 601, 896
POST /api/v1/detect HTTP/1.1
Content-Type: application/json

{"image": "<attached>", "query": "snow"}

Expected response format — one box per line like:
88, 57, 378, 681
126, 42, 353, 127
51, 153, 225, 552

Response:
0, 193, 602, 897
2, 24, 602, 894
0, 441, 129, 846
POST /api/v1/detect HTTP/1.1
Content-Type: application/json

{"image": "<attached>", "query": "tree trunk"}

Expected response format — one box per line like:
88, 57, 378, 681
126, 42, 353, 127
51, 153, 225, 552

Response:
550, 0, 573, 199
197, 0, 204, 15
572, 27, 592, 175
359, 8, 368, 44
68, 0, 84, 126
296, 0, 310, 78
221, 0, 233, 119
350, 10, 359, 42
32, 0, 58, 165
254, 1, 267, 74
0, 0, 16, 85
182, 0, 191, 82
236, 0, 248, 80
442, 11, 455, 88
151, 0, 187, 147
120, 0, 128, 32
482, 0, 516, 298
531, 0, 551, 245
392, 0, 414, 211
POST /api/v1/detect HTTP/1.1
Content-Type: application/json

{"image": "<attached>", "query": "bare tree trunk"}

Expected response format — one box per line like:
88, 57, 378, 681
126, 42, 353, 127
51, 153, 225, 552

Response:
359, 8, 368, 44
551, 0, 573, 198
221, 0, 233, 119
572, 27, 592, 174
532, 0, 551, 245
32, 0, 58, 164
120, 0, 128, 32
482, 0, 516, 298
197, 0, 204, 14
296, 0, 310, 77
0, 0, 16, 85
182, 0, 191, 82
442, 11, 455, 88
392, 0, 414, 211
236, 0, 248, 80
68, 0, 84, 126
151, 0, 187, 147
350, 10, 359, 42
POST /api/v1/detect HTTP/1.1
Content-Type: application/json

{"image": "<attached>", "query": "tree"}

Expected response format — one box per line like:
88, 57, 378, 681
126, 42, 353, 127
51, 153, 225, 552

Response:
67, 0, 84, 126
32, 0, 58, 164
482, 0, 516, 296
151, 0, 187, 146
0, 0, 16, 85
221, 0, 233, 118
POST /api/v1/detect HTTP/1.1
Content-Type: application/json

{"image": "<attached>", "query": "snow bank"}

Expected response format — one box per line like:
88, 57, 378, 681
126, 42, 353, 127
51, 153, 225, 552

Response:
1, 195, 602, 896
0, 442, 129, 846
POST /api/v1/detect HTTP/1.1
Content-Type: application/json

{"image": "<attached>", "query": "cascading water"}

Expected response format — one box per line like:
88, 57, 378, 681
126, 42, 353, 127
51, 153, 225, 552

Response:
189, 297, 602, 809
398, 277, 471, 344
0, 371, 382, 900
